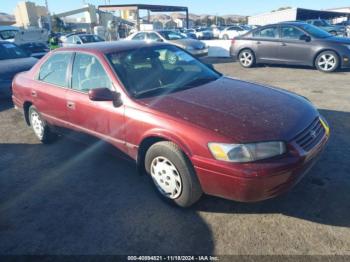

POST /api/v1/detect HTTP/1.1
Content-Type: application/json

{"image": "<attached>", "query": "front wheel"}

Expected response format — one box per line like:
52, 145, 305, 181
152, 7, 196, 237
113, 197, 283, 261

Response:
145, 141, 202, 207
238, 49, 256, 68
315, 51, 339, 73
28, 106, 57, 143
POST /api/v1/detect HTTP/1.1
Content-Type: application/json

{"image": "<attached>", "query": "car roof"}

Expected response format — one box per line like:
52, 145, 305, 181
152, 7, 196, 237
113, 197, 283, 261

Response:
56, 40, 170, 54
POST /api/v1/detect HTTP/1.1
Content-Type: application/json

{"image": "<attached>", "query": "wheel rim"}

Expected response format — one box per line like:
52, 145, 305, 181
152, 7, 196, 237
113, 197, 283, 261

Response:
240, 51, 253, 67
150, 156, 182, 199
318, 54, 337, 71
30, 111, 44, 139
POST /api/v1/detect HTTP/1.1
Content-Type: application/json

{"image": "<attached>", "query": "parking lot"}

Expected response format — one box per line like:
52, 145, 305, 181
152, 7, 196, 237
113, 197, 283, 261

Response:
0, 60, 350, 255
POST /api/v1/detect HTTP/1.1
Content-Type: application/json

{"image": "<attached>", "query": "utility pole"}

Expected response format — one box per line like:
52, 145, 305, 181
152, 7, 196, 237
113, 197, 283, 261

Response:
45, 0, 52, 32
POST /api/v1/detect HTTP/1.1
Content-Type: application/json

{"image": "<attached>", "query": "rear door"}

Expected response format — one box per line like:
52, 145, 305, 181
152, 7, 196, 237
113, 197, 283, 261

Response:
34, 52, 73, 127
65, 52, 125, 149
252, 26, 281, 62
278, 25, 313, 65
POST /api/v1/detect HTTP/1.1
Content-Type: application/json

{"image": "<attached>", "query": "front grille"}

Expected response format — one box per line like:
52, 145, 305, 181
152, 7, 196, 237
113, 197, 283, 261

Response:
294, 118, 325, 152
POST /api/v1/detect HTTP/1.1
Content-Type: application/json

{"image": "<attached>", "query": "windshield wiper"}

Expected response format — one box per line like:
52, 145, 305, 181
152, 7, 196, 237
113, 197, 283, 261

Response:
179, 76, 218, 90
134, 86, 171, 98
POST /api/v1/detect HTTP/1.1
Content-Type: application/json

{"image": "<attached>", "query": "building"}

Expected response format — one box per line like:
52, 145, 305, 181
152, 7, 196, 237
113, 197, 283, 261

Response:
248, 7, 349, 26
326, 7, 350, 23
14, 1, 48, 28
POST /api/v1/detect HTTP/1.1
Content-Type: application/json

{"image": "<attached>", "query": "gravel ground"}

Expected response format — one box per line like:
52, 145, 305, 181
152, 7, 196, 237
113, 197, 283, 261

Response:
0, 59, 349, 256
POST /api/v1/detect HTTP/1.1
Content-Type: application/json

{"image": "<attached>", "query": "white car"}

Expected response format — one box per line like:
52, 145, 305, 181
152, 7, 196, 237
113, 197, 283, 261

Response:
219, 26, 248, 40
61, 34, 104, 47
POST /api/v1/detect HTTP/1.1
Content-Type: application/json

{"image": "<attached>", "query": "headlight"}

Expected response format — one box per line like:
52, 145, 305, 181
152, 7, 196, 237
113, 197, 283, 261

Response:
208, 141, 286, 163
346, 45, 350, 51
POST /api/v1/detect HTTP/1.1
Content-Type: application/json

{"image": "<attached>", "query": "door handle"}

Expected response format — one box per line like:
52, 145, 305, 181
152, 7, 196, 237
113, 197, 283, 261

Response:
31, 90, 37, 97
67, 101, 75, 110
281, 42, 287, 46
256, 41, 261, 44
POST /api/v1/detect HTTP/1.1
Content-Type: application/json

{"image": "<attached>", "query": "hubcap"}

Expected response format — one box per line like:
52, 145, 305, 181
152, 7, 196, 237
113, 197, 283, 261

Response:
150, 156, 182, 199
30, 111, 44, 139
318, 54, 336, 71
240, 52, 253, 67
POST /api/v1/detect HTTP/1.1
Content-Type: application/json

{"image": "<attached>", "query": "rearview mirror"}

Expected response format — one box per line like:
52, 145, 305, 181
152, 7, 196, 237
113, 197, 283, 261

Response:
88, 88, 122, 107
299, 35, 311, 42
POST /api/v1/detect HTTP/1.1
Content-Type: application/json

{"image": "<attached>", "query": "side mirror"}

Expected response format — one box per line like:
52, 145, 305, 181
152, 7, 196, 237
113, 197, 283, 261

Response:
76, 41, 82, 45
156, 38, 164, 42
88, 88, 123, 107
300, 34, 311, 42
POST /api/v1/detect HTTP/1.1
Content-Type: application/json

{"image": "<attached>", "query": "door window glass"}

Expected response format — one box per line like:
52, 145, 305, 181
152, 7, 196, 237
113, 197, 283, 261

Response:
132, 33, 146, 40
148, 33, 161, 41
38, 53, 72, 87
253, 27, 279, 38
281, 26, 305, 40
72, 53, 112, 92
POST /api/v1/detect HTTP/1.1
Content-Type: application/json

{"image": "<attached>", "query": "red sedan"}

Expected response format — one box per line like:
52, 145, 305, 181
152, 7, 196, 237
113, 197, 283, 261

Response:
12, 41, 330, 207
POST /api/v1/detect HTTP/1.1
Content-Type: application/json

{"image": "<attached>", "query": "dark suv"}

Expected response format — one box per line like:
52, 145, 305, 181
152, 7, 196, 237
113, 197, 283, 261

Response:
230, 22, 350, 72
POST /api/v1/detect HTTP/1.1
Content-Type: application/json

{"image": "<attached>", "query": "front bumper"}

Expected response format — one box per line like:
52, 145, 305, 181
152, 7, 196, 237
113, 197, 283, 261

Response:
192, 123, 330, 202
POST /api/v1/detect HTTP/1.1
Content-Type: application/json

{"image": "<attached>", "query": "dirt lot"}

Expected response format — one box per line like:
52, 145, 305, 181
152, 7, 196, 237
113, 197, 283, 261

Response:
0, 60, 349, 255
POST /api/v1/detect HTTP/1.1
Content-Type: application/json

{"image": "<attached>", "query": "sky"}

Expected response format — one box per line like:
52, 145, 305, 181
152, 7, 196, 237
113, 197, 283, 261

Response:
1, 0, 350, 16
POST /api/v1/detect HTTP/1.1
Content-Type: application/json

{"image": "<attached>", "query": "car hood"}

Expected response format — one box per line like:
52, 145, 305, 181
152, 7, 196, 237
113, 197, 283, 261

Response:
323, 36, 350, 44
138, 77, 318, 143
170, 38, 206, 49
0, 57, 37, 81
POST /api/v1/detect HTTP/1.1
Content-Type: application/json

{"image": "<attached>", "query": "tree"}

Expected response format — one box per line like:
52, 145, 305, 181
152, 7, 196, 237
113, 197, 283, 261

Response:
272, 6, 292, 12
51, 15, 66, 32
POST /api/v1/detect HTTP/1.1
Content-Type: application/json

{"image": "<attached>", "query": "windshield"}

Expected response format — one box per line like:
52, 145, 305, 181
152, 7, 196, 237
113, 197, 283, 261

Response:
158, 31, 186, 40
80, 35, 104, 43
299, 24, 332, 38
0, 30, 18, 40
107, 45, 221, 98
0, 42, 29, 60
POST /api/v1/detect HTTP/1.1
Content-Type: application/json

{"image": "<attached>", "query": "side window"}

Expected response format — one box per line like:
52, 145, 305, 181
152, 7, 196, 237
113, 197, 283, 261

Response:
132, 33, 145, 40
253, 27, 279, 38
66, 36, 74, 43
148, 33, 161, 41
71, 53, 112, 92
313, 21, 322, 26
281, 26, 305, 40
38, 53, 72, 87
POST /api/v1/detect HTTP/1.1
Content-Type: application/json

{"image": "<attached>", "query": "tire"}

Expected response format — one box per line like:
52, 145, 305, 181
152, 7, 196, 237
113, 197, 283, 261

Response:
238, 49, 256, 68
315, 51, 339, 73
28, 105, 57, 144
145, 141, 202, 207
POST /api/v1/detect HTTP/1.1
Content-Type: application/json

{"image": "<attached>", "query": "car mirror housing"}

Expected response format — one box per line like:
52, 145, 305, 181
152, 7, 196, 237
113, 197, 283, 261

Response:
300, 35, 311, 42
76, 41, 82, 45
88, 88, 123, 107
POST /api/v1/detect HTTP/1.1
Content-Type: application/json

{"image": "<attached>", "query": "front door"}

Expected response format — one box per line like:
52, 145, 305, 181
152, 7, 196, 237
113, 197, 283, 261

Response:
278, 25, 313, 65
65, 52, 125, 150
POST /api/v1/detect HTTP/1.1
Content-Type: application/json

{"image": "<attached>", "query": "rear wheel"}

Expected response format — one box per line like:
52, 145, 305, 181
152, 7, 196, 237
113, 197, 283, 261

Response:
28, 106, 57, 143
238, 49, 256, 68
145, 141, 202, 207
315, 51, 339, 73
